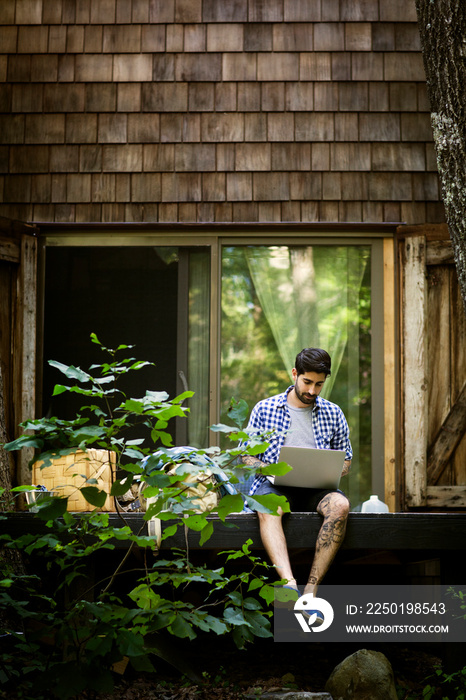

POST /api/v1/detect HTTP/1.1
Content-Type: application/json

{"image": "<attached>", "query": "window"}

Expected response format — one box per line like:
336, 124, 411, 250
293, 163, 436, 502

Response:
40, 228, 391, 510
42, 245, 210, 448
220, 244, 373, 508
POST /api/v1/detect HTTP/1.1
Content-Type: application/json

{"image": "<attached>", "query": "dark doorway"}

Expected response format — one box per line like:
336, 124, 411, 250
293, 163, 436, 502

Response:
42, 246, 179, 443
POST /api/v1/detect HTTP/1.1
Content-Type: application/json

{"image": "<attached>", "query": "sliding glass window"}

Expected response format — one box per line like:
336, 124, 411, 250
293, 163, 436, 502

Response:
220, 244, 374, 509
41, 230, 388, 510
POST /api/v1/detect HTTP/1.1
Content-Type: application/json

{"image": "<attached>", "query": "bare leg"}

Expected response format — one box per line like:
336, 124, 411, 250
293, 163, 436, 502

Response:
303, 492, 349, 596
257, 510, 297, 588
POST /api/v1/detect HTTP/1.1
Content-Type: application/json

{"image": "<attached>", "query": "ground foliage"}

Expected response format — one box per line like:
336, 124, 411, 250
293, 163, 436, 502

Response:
0, 636, 449, 700
93, 642, 458, 700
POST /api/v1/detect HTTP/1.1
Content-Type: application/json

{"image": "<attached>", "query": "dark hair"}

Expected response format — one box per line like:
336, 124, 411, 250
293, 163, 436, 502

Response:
294, 348, 332, 377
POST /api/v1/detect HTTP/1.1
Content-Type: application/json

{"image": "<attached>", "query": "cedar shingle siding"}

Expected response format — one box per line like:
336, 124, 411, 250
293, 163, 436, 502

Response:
0, 0, 445, 224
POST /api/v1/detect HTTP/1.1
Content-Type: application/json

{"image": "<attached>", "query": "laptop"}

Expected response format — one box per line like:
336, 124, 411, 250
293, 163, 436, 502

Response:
275, 446, 346, 489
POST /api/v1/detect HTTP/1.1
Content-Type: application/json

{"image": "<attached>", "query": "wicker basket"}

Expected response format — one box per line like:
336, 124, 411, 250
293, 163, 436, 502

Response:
33, 449, 116, 512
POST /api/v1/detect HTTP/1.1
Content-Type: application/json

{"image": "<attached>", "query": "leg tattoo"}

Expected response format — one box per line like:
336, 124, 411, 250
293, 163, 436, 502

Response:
305, 494, 349, 591
317, 514, 347, 549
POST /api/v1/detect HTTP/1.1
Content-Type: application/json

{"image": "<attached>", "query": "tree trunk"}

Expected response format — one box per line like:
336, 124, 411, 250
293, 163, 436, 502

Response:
415, 0, 466, 314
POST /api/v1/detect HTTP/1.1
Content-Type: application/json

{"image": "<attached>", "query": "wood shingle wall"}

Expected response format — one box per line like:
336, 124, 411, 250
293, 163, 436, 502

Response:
0, 0, 446, 224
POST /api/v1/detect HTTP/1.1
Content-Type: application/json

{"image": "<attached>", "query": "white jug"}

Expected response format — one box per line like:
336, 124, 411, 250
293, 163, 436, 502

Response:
361, 494, 389, 513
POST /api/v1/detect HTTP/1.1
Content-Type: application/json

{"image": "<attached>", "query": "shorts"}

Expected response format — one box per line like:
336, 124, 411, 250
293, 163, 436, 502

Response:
253, 479, 347, 512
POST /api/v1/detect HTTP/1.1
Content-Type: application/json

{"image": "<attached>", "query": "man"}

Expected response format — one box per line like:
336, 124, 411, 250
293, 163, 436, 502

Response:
241, 348, 352, 605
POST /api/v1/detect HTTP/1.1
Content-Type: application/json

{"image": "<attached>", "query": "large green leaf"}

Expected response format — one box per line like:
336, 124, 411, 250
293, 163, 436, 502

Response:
118, 629, 146, 657
259, 583, 276, 605
244, 609, 272, 638
171, 390, 194, 404
49, 360, 92, 383
192, 613, 228, 635
161, 524, 178, 539
169, 614, 197, 639
260, 460, 293, 476
80, 486, 108, 508
3, 435, 44, 452
182, 513, 207, 531
121, 398, 145, 414
110, 477, 134, 497
244, 493, 290, 515
35, 496, 68, 521
199, 520, 214, 546
210, 423, 249, 437
129, 584, 162, 610
223, 606, 250, 627
216, 493, 244, 521
227, 397, 249, 428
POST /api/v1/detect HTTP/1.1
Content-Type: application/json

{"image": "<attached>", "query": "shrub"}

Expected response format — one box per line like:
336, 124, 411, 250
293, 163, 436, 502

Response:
0, 335, 290, 699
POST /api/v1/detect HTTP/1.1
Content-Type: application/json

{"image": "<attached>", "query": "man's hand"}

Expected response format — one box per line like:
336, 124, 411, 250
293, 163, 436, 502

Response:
341, 460, 351, 477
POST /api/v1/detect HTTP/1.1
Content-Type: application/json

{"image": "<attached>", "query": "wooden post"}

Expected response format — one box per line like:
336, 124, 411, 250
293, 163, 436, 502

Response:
403, 236, 428, 507
14, 233, 37, 487
383, 238, 397, 512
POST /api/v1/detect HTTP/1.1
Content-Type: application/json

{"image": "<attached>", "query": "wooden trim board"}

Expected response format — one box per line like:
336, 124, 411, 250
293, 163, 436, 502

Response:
4, 512, 466, 551
402, 236, 428, 507
383, 238, 397, 511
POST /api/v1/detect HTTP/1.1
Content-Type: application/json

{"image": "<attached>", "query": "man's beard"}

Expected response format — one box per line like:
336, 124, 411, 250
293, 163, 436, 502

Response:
293, 382, 316, 406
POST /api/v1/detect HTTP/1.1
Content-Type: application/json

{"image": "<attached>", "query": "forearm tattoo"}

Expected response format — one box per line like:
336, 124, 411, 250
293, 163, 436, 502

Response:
242, 455, 264, 468
341, 460, 351, 477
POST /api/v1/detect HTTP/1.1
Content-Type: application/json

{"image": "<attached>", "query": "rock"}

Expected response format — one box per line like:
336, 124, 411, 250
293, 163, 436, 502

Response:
325, 649, 398, 700
281, 672, 296, 685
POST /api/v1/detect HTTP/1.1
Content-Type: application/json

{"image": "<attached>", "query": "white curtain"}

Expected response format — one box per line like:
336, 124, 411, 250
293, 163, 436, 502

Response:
244, 246, 368, 400
221, 244, 371, 508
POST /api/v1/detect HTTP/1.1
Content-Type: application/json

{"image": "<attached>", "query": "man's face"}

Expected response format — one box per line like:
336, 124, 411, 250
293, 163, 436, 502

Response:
292, 369, 327, 407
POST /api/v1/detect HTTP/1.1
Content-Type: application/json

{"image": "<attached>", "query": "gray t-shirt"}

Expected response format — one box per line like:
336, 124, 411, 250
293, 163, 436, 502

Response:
283, 404, 317, 448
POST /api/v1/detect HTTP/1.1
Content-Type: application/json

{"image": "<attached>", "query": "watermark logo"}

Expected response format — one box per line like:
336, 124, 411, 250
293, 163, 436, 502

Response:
293, 593, 334, 633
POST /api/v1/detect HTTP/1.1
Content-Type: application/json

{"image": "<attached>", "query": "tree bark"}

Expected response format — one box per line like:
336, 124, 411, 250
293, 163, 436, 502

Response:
415, 0, 466, 314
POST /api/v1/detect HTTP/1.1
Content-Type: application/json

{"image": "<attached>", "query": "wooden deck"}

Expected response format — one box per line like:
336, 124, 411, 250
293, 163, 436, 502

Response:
3, 511, 466, 551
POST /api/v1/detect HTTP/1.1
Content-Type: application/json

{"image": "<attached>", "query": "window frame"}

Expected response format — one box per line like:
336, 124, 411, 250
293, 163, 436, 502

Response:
216, 235, 387, 501
38, 224, 397, 508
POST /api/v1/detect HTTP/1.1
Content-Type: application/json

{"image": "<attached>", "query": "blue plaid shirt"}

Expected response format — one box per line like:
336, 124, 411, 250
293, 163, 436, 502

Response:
241, 386, 352, 500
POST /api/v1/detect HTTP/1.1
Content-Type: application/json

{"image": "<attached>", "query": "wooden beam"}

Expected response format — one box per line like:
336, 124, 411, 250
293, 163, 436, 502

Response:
427, 382, 466, 484
403, 236, 428, 507
397, 223, 449, 241
0, 216, 38, 239
426, 240, 455, 266
383, 238, 397, 512
4, 512, 466, 551
427, 486, 466, 509
0, 235, 20, 263
13, 234, 37, 487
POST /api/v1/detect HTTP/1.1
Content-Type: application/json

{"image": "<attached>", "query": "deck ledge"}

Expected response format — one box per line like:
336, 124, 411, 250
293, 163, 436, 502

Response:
3, 511, 466, 551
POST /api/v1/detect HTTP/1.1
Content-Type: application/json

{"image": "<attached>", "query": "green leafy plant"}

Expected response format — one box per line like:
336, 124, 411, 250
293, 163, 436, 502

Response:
412, 666, 466, 700
0, 335, 291, 699
397, 588, 466, 699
